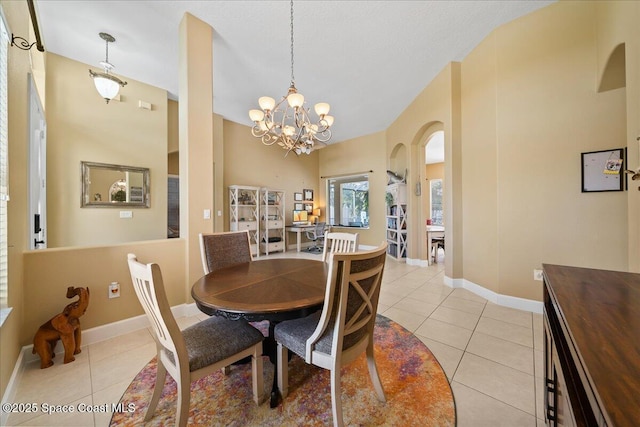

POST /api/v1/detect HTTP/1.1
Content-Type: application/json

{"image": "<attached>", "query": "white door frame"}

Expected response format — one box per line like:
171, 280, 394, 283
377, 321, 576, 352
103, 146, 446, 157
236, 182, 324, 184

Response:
28, 74, 47, 249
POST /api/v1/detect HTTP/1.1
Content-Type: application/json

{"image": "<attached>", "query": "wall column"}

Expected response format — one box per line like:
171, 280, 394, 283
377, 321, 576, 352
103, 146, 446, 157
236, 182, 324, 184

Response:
178, 13, 214, 294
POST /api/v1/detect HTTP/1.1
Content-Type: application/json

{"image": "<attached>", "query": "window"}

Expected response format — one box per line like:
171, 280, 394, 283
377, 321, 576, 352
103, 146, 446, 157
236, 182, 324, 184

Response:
0, 16, 9, 310
430, 179, 443, 225
327, 175, 369, 227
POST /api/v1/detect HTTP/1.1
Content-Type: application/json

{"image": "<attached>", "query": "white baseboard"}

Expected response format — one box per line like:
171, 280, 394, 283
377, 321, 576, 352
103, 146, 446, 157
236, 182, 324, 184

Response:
1, 344, 27, 426
406, 257, 428, 267
1, 303, 201, 413
444, 276, 542, 314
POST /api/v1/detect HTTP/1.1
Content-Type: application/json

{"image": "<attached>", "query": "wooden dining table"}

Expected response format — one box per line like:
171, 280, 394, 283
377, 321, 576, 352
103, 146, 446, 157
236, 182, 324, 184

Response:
191, 257, 328, 407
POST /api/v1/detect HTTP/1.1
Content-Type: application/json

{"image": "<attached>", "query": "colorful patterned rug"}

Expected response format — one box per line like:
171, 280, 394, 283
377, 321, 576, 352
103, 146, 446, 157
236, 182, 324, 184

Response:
110, 315, 455, 426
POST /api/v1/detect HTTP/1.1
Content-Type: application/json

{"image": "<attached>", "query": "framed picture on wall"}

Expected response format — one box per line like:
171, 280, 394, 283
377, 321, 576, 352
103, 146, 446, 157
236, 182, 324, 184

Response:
305, 204, 313, 213
294, 203, 303, 211
581, 148, 624, 192
303, 189, 314, 201
294, 192, 303, 201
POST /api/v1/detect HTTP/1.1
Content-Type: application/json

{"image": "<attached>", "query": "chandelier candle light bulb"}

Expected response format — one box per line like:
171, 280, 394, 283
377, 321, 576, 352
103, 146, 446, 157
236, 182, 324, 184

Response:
249, 0, 334, 156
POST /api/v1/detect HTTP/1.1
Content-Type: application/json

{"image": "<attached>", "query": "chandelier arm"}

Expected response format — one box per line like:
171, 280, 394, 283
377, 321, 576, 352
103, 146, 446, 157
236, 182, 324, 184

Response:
248, 0, 332, 157
260, 133, 280, 146
317, 118, 330, 131
314, 129, 332, 143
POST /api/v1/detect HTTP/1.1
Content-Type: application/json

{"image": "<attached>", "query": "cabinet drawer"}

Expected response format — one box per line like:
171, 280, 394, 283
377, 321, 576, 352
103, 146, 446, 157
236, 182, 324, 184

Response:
261, 241, 284, 253
237, 221, 257, 231
262, 220, 283, 228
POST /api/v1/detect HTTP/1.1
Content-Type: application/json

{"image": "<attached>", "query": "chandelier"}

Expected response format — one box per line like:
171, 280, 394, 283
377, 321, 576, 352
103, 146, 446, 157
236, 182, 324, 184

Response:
248, 0, 334, 156
89, 32, 127, 103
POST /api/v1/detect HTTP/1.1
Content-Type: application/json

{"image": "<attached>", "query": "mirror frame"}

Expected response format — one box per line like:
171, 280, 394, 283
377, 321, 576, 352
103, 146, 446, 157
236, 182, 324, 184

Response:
81, 161, 150, 208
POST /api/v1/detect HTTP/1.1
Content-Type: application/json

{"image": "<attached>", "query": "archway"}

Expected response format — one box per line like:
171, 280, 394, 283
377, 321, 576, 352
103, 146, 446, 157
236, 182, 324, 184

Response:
424, 131, 445, 263
408, 122, 444, 264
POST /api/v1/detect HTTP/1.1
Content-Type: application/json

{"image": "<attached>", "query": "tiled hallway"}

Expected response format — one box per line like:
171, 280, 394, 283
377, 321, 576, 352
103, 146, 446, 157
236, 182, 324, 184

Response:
6, 251, 544, 426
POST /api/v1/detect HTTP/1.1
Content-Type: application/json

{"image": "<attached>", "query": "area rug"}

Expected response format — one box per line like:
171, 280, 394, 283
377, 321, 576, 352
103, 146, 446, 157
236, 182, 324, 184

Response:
110, 315, 455, 426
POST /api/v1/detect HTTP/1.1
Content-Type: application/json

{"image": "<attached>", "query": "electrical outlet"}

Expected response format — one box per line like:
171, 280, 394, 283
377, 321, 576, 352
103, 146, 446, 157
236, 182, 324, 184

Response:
109, 282, 120, 298
533, 269, 543, 281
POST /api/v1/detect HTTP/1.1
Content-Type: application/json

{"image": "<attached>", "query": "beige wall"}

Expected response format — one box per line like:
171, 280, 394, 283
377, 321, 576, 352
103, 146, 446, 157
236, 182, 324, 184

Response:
462, 1, 629, 300
3, 0, 639, 402
46, 54, 168, 248
593, 1, 640, 272
387, 62, 463, 278
334, 1, 637, 302
178, 13, 215, 293
318, 131, 387, 247
21, 239, 185, 345
1, 0, 34, 400
425, 163, 444, 181
223, 120, 320, 233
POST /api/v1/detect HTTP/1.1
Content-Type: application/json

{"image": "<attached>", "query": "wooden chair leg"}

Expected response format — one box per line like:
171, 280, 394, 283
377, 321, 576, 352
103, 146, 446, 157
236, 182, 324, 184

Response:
277, 343, 289, 399
366, 341, 386, 402
175, 376, 190, 427
145, 359, 167, 421
330, 368, 344, 427
252, 345, 264, 405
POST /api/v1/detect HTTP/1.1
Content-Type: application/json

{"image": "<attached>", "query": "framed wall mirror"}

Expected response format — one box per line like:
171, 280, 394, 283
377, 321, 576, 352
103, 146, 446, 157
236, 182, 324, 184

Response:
81, 161, 150, 207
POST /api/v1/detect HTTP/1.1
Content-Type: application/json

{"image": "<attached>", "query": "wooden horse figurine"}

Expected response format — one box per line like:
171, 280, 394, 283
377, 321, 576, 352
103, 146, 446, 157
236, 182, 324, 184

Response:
33, 286, 90, 369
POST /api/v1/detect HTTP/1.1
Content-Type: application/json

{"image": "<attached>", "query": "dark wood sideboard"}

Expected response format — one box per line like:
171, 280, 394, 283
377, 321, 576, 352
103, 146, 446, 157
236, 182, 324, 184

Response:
542, 264, 640, 427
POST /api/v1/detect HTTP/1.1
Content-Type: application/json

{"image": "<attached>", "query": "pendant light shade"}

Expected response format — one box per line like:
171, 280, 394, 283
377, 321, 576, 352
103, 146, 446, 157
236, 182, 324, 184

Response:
88, 32, 127, 103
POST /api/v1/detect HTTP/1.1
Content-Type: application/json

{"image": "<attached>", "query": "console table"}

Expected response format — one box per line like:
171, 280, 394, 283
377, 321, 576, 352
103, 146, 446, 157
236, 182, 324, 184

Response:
542, 264, 640, 426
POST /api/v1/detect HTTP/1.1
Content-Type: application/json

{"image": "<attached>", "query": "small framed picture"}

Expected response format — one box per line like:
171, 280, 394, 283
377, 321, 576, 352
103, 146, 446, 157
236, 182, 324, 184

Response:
294, 192, 303, 201
294, 203, 303, 211
303, 189, 313, 201
305, 204, 313, 213
581, 148, 624, 192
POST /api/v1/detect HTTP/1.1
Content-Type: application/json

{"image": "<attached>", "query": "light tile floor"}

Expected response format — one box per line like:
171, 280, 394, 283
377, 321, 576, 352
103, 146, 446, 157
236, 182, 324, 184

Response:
6, 249, 544, 426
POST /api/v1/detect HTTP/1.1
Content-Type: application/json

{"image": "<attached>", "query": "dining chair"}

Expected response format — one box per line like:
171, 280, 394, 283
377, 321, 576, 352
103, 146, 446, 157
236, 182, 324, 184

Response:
305, 221, 327, 253
321, 232, 359, 262
274, 242, 388, 427
431, 237, 445, 263
127, 254, 265, 427
199, 230, 252, 274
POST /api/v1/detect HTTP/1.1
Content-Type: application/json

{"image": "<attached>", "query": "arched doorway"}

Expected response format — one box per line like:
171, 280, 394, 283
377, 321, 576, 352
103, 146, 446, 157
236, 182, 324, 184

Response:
408, 122, 445, 265
424, 131, 445, 264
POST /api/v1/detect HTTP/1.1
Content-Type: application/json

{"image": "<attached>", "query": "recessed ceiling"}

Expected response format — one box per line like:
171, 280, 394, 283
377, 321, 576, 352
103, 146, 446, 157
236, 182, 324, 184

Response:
35, 0, 555, 144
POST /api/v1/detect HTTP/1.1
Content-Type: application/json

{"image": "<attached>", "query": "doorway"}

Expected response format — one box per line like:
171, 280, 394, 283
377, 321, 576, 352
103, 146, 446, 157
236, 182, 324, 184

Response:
28, 75, 47, 250
424, 130, 444, 264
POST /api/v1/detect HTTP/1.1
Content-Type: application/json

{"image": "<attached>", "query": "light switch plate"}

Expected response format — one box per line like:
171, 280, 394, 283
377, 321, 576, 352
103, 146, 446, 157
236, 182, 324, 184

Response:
533, 269, 543, 281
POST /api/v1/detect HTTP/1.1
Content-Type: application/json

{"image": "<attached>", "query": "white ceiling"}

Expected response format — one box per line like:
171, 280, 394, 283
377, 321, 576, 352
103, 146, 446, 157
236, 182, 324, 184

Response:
35, 0, 554, 144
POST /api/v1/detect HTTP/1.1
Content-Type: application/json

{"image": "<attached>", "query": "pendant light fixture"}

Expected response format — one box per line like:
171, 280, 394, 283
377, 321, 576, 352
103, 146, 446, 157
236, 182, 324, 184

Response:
89, 32, 127, 103
248, 0, 334, 156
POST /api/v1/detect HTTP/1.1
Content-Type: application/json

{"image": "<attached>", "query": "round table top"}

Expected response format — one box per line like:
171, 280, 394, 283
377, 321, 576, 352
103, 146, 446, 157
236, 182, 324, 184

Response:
191, 258, 328, 322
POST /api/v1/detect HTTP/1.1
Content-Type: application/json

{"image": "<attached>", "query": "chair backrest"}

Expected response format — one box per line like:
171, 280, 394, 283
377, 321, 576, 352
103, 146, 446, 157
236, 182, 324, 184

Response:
199, 231, 253, 275
305, 242, 388, 364
305, 222, 326, 241
322, 232, 359, 262
127, 254, 187, 370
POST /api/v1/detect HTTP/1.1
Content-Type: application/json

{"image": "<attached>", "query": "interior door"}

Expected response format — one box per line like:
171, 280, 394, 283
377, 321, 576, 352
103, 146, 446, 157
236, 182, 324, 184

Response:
29, 74, 47, 249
